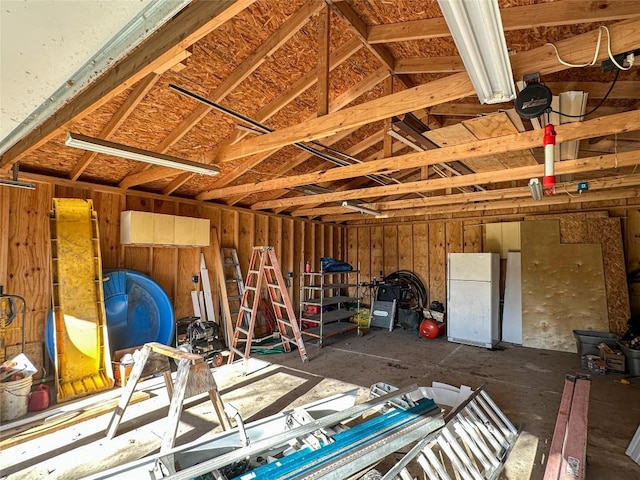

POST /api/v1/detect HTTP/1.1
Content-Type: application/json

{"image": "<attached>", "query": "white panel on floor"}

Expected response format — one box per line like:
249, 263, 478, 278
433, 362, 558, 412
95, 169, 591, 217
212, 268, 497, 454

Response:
502, 252, 522, 344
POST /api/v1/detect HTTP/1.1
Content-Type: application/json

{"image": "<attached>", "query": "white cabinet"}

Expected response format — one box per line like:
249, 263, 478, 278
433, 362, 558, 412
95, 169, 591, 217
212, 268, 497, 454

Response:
447, 253, 500, 349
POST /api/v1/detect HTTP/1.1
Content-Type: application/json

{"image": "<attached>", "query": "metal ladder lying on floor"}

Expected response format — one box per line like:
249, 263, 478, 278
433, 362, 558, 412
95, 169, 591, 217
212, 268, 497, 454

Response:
379, 385, 519, 480
228, 246, 308, 367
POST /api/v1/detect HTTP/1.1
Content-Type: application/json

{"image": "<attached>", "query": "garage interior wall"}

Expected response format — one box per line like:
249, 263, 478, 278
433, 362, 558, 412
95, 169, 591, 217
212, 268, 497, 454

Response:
0, 182, 344, 372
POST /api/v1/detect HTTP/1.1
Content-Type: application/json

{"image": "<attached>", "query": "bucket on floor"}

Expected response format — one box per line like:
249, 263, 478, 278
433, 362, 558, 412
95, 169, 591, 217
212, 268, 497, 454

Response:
0, 375, 33, 422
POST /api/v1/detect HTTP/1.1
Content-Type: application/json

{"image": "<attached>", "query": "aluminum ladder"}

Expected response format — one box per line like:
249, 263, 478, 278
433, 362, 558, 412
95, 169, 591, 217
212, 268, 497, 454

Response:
228, 246, 308, 368
380, 385, 519, 480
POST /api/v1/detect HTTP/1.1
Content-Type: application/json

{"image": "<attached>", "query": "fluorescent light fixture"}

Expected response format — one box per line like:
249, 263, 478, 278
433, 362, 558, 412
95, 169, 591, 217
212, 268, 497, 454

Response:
65, 132, 219, 176
341, 201, 381, 217
438, 0, 516, 104
528, 178, 543, 201
0, 164, 35, 190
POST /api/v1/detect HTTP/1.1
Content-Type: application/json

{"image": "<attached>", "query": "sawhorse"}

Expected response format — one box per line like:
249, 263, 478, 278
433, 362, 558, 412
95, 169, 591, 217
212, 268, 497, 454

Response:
105, 342, 231, 470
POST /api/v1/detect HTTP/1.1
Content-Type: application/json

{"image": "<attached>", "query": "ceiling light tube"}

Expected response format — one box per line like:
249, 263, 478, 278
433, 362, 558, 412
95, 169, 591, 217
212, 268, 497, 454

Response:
65, 132, 219, 176
341, 201, 381, 217
437, 0, 516, 104
0, 164, 35, 190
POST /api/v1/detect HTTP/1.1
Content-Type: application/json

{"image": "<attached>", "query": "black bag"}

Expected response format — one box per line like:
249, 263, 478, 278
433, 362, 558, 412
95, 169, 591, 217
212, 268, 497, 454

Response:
320, 257, 353, 272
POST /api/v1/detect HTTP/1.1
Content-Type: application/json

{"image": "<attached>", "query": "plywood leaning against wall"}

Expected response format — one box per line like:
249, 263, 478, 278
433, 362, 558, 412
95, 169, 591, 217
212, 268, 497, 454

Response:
520, 220, 609, 353
525, 212, 630, 336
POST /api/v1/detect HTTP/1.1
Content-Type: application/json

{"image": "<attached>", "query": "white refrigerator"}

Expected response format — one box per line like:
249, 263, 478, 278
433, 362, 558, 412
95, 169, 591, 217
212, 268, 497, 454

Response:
447, 253, 500, 349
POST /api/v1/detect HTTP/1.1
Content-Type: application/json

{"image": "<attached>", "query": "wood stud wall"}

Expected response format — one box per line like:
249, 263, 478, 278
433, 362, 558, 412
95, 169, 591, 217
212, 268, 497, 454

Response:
0, 183, 342, 366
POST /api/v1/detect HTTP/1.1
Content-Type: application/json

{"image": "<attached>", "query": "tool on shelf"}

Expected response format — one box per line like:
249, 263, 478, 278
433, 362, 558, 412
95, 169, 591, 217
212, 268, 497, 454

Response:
228, 246, 308, 370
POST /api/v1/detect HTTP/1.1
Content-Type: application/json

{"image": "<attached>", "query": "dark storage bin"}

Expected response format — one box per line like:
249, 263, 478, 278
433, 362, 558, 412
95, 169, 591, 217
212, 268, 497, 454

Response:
572, 330, 618, 356
618, 341, 640, 376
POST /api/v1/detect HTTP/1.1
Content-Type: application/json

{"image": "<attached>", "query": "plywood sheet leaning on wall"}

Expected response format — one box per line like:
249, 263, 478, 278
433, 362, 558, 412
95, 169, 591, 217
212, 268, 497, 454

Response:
521, 220, 608, 353
525, 212, 630, 336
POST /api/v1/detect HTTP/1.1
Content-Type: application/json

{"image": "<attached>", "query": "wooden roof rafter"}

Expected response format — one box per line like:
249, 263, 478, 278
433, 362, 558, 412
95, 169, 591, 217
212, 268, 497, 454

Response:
119, 0, 325, 189
207, 17, 640, 165
0, 0, 258, 170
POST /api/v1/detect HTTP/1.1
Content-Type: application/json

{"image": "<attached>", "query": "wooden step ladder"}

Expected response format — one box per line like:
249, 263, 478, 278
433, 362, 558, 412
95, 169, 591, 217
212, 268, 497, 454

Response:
228, 246, 308, 368
105, 342, 231, 474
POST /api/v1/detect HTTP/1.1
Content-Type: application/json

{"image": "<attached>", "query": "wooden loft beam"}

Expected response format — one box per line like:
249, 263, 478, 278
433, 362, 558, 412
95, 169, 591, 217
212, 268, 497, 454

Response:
210, 17, 640, 164
394, 57, 464, 74
161, 37, 361, 196
0, 0, 255, 170
294, 172, 640, 217
199, 108, 640, 201
367, 0, 640, 44
119, 0, 324, 189
317, 4, 331, 117
322, 187, 640, 222
253, 148, 640, 211
69, 72, 160, 180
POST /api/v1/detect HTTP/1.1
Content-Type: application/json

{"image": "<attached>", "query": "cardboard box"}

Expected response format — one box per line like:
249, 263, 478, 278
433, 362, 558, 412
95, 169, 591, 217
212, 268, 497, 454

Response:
598, 343, 626, 373
113, 362, 133, 387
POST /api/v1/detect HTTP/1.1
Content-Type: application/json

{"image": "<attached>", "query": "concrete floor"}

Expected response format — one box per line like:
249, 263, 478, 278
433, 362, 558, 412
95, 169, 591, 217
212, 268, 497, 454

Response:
1, 328, 639, 479
267, 328, 640, 480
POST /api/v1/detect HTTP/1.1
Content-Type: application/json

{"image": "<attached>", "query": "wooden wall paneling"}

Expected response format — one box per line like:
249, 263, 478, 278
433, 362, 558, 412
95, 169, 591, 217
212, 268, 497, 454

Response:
280, 218, 295, 305
123, 196, 152, 274
237, 212, 255, 276
54, 185, 88, 200
463, 223, 482, 253
220, 209, 237, 248
324, 225, 334, 259
398, 224, 413, 272
91, 191, 123, 269
412, 223, 429, 301
6, 184, 53, 347
347, 226, 358, 296
315, 224, 325, 264
370, 226, 384, 282
254, 214, 269, 247
304, 222, 315, 270
151, 200, 178, 304
0, 187, 9, 288
445, 221, 463, 254
520, 220, 608, 352
333, 225, 343, 261
357, 227, 371, 285
269, 216, 283, 262
177, 247, 199, 320
293, 220, 305, 310
383, 225, 398, 275
428, 222, 446, 304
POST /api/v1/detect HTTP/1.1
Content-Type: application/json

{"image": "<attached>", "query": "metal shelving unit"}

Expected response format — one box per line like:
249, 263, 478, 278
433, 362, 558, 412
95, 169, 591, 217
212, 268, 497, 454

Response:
299, 265, 360, 347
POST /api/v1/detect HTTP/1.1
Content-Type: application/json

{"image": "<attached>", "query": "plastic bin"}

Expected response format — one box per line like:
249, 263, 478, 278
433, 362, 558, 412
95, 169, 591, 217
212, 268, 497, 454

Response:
618, 342, 640, 376
573, 330, 618, 356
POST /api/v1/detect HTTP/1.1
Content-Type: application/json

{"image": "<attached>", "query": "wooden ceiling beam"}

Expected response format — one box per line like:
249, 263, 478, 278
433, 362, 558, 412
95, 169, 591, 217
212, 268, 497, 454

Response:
367, 0, 640, 44
210, 17, 640, 164
321, 187, 640, 222
255, 148, 640, 210
295, 172, 640, 217
200, 108, 640, 201
544, 82, 640, 99
69, 72, 160, 180
394, 57, 464, 74
0, 0, 256, 170
118, 0, 325, 190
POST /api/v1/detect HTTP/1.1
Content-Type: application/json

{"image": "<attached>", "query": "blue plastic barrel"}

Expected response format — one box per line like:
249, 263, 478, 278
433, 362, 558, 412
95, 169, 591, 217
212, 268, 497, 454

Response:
46, 269, 175, 359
